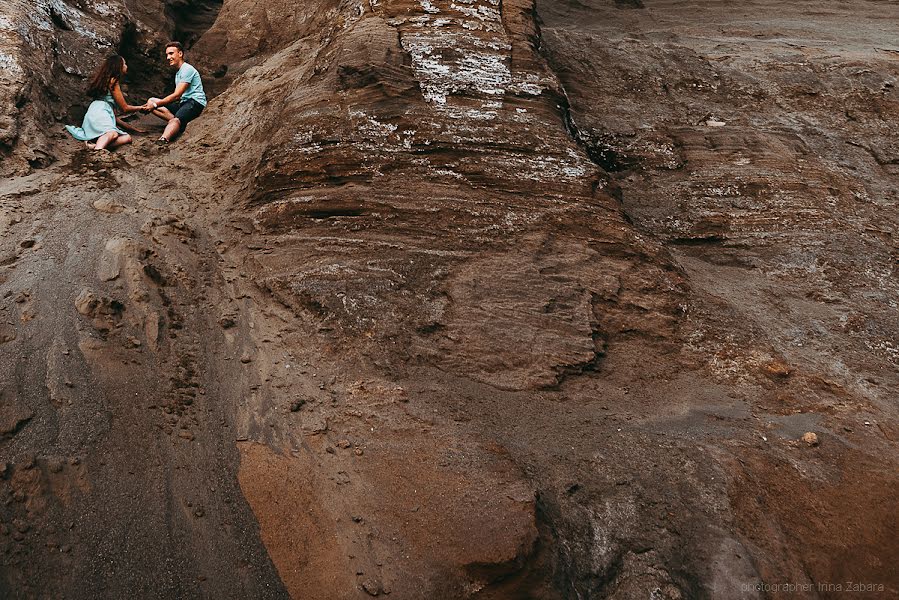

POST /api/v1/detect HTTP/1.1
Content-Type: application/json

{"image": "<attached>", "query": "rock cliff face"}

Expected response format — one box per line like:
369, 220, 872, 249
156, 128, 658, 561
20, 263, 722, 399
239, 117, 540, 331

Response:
1, 0, 898, 598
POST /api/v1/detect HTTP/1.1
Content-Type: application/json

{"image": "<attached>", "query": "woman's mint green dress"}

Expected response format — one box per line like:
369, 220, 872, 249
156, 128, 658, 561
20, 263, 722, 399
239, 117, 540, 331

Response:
65, 93, 125, 141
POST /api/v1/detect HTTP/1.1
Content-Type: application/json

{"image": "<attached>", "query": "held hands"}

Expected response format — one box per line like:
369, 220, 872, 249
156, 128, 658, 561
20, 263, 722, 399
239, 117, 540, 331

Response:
140, 98, 162, 113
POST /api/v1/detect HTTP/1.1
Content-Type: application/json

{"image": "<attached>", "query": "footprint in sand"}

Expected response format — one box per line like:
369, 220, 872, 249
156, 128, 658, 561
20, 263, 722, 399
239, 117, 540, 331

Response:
0, 393, 32, 442
13, 290, 36, 322
0, 323, 16, 344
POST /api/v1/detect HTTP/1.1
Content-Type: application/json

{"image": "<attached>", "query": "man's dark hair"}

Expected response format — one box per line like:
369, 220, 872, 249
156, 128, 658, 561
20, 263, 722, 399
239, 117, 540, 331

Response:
165, 41, 183, 52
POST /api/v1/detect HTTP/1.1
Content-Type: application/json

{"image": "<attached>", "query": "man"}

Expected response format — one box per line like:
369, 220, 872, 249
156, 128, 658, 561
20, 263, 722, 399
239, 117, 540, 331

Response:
146, 41, 206, 144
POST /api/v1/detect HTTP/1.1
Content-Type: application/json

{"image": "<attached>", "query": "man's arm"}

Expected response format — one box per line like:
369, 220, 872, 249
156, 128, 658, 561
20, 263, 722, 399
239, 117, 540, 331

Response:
148, 82, 189, 109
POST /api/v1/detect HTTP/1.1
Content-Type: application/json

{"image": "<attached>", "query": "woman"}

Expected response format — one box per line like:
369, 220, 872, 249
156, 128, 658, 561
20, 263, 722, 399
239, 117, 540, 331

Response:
65, 55, 146, 150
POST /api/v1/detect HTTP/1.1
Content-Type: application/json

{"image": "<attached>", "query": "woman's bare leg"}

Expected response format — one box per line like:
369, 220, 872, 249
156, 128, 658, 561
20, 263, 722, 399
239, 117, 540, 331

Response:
108, 133, 132, 149
94, 131, 119, 150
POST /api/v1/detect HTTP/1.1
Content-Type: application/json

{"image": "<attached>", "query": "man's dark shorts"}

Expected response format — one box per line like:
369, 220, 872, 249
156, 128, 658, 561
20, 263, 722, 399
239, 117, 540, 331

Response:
170, 98, 204, 129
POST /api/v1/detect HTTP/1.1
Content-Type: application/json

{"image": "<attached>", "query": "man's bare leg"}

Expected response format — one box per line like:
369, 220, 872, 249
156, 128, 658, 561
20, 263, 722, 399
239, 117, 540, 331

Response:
151, 107, 175, 121
161, 117, 181, 142
149, 107, 180, 142
151, 107, 172, 140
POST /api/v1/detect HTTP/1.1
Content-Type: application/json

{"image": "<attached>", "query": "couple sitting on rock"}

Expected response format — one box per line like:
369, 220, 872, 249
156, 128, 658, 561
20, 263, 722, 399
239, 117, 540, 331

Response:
65, 42, 206, 150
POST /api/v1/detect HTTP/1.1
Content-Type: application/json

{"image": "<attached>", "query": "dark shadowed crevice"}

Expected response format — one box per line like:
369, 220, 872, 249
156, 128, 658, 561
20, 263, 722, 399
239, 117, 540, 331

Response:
165, 0, 224, 50
49, 6, 73, 30
554, 79, 637, 174
614, 0, 645, 8
118, 23, 169, 100
530, 6, 638, 176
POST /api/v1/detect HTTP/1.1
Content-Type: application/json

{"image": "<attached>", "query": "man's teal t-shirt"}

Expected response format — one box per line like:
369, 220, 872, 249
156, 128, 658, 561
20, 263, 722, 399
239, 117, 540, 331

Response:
176, 63, 207, 106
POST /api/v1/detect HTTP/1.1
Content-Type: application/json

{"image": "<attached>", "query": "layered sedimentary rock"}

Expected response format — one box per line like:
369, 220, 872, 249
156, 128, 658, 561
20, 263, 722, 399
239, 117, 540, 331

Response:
1, 0, 897, 598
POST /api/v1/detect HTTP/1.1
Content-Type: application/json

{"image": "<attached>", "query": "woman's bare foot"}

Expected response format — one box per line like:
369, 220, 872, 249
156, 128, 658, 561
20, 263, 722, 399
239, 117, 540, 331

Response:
85, 141, 96, 150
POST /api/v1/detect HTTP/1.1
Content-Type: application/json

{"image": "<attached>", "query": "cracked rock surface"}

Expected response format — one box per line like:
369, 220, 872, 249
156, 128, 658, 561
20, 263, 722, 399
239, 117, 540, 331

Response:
1, 0, 898, 598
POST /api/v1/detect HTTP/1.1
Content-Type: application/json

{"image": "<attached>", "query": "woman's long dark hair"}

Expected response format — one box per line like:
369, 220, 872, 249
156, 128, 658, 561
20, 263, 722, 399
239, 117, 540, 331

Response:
86, 55, 125, 99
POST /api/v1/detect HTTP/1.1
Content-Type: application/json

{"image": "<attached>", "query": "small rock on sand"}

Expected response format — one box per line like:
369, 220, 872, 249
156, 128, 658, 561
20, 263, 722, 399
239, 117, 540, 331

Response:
361, 579, 383, 596
92, 196, 125, 214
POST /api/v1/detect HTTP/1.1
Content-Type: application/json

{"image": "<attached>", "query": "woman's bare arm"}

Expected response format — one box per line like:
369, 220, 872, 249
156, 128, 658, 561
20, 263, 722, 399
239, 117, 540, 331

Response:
111, 81, 146, 113
115, 116, 145, 134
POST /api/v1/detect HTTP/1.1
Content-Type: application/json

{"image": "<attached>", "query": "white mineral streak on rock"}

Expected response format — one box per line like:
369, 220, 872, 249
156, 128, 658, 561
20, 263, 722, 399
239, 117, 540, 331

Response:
351, 110, 399, 136
450, 2, 500, 22
866, 339, 899, 363
420, 0, 440, 14
465, 108, 498, 120
296, 143, 324, 154
562, 148, 590, 178
402, 31, 511, 105
400, 0, 545, 112
291, 129, 314, 145
401, 0, 511, 106
434, 168, 466, 179
588, 499, 637, 572
93, 3, 116, 16
0, 8, 26, 95
500, 152, 589, 182
0, 52, 23, 75
509, 73, 544, 96
387, 0, 583, 184
26, 0, 116, 43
